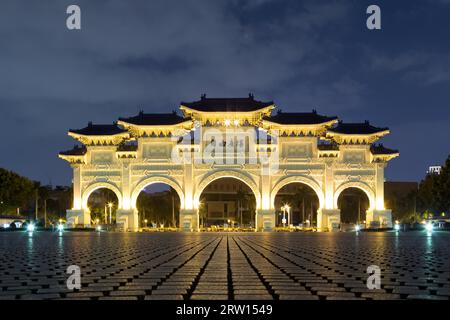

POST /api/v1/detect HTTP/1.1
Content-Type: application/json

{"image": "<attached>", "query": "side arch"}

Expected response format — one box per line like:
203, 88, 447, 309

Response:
194, 170, 261, 209
82, 182, 123, 211
131, 176, 185, 210
334, 181, 375, 210
271, 175, 325, 210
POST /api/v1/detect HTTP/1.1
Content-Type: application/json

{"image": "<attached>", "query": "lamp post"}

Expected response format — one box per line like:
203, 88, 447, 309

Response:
286, 204, 291, 227
281, 204, 290, 228
108, 202, 113, 225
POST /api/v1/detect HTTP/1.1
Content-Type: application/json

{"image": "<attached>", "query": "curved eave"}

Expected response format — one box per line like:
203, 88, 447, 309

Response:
262, 118, 338, 128
58, 153, 86, 163
372, 152, 400, 162
117, 119, 193, 129
179, 104, 275, 116
327, 129, 391, 136
67, 131, 130, 144
326, 129, 390, 142
68, 131, 130, 140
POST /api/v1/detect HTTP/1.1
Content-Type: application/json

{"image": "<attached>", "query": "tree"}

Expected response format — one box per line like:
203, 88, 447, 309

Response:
235, 188, 248, 226
0, 168, 36, 215
417, 155, 450, 216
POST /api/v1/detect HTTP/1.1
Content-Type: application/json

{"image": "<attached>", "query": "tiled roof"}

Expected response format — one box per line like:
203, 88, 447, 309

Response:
371, 144, 399, 155
181, 94, 273, 112
119, 111, 189, 125
265, 110, 337, 125
69, 123, 127, 136
59, 145, 87, 156
328, 121, 388, 134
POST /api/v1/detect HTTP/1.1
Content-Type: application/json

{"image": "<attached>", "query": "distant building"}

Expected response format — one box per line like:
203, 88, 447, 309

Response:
427, 166, 442, 175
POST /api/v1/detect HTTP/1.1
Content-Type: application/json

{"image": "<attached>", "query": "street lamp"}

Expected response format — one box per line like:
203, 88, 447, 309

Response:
27, 223, 35, 232
108, 202, 113, 225
144, 219, 148, 227
285, 204, 291, 227
281, 205, 287, 227
281, 204, 290, 227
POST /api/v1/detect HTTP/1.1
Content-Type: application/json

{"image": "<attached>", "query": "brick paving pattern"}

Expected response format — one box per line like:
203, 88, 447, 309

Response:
0, 232, 449, 300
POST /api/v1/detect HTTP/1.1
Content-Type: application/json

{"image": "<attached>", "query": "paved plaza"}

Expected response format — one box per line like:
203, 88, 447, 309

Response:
0, 231, 449, 300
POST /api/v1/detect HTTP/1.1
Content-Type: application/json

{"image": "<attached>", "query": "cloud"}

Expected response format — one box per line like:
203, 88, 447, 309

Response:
369, 51, 450, 85
0, 0, 448, 184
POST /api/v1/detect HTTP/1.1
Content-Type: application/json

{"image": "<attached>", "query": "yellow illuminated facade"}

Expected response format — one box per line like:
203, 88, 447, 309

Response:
59, 95, 399, 232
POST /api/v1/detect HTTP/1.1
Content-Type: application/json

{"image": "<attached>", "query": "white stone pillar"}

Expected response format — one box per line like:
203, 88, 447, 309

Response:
317, 209, 341, 232
72, 164, 82, 210
116, 209, 139, 232
183, 151, 194, 211
323, 161, 335, 211
317, 161, 340, 232
256, 209, 276, 232
66, 164, 91, 228
375, 163, 386, 211
366, 163, 393, 229
66, 209, 91, 228
121, 160, 132, 210
180, 209, 199, 232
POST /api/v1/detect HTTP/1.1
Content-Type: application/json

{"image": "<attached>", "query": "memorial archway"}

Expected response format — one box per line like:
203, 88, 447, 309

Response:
60, 95, 398, 231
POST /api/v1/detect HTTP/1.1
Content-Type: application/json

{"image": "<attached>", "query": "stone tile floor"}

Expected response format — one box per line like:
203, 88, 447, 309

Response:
0, 231, 449, 300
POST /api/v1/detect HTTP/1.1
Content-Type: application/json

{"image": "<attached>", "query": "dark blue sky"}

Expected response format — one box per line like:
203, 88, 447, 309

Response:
1, 0, 449, 185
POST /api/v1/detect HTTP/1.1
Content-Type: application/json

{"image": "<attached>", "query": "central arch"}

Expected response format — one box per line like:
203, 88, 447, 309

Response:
131, 176, 185, 210
194, 170, 261, 210
333, 181, 375, 211
271, 176, 324, 210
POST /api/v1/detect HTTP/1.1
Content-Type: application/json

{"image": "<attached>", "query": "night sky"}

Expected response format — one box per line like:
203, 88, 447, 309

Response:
1, 0, 449, 186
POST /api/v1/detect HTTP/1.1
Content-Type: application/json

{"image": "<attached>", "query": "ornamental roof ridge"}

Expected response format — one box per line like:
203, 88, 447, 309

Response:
264, 109, 338, 125
59, 144, 87, 156
370, 143, 399, 155
118, 111, 190, 126
180, 94, 274, 112
328, 121, 389, 135
69, 123, 127, 136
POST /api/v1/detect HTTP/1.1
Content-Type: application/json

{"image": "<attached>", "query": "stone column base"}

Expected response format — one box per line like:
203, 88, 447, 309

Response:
180, 209, 199, 232
66, 209, 91, 228
317, 209, 341, 232
256, 210, 275, 232
116, 209, 139, 232
366, 210, 393, 229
